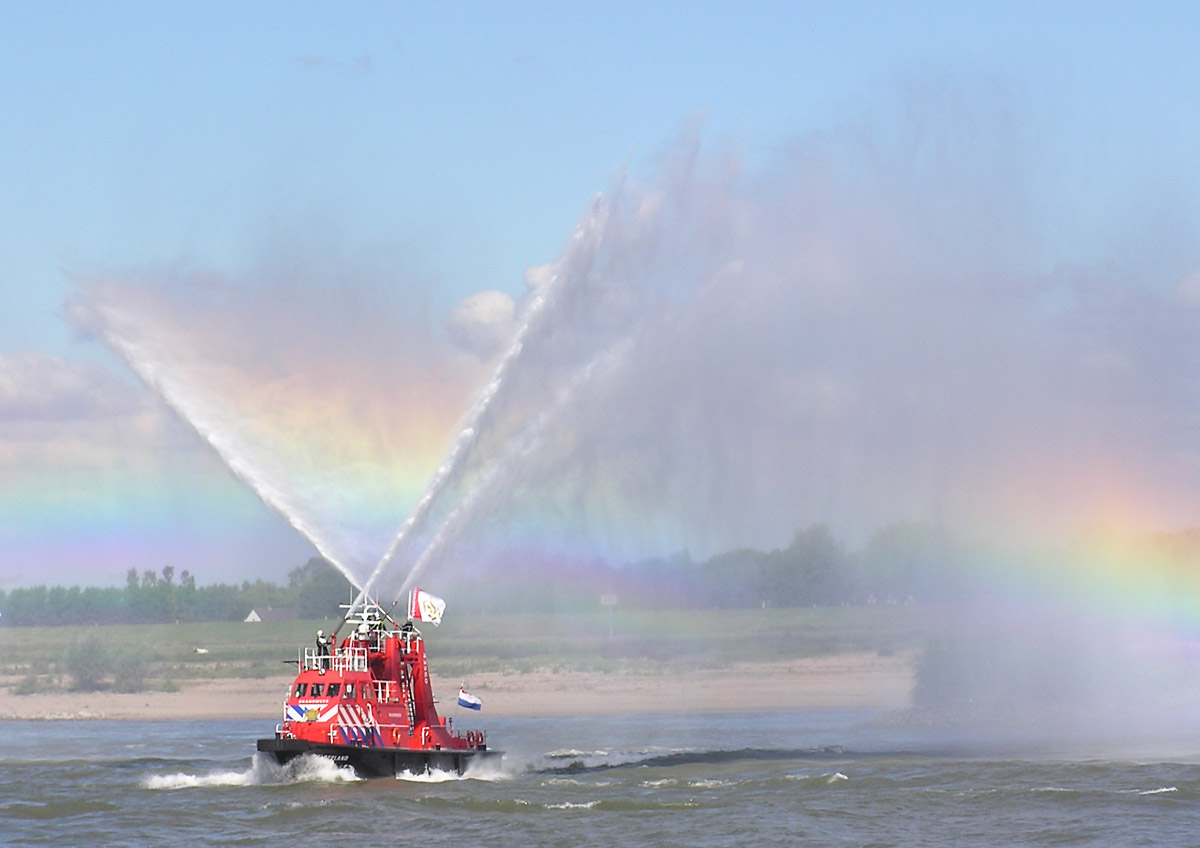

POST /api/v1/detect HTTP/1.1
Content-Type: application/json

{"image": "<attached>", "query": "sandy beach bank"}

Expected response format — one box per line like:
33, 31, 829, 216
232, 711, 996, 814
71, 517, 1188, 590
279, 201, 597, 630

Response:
0, 651, 913, 721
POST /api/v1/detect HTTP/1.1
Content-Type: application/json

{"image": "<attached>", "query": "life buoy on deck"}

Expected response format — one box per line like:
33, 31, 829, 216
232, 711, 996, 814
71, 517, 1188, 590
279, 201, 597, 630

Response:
466, 730, 479, 747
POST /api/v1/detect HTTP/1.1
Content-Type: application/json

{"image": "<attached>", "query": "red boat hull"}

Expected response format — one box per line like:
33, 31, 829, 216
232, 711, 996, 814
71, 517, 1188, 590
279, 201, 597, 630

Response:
257, 736, 501, 778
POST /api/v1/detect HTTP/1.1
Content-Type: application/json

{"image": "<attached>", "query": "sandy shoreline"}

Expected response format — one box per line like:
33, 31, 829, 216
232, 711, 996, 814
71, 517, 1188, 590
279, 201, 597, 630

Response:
0, 652, 913, 721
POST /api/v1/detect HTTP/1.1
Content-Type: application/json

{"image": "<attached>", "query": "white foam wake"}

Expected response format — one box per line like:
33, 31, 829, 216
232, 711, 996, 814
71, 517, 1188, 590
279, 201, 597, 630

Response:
143, 753, 359, 790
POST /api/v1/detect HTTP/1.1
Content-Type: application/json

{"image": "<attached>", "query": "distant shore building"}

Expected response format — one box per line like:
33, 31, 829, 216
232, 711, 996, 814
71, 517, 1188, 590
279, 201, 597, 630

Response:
243, 607, 298, 623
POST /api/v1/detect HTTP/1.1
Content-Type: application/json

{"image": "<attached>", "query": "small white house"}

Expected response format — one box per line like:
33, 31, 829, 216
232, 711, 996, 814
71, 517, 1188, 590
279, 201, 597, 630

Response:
243, 607, 297, 623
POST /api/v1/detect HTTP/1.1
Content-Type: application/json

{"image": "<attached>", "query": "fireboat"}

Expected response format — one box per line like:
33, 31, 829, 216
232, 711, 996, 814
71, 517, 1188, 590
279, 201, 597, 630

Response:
256, 594, 499, 777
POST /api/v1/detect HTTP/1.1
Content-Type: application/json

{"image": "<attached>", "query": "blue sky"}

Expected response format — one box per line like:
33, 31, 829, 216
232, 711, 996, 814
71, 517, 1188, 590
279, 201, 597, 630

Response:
2, 1, 1198, 588
6, 1, 1197, 354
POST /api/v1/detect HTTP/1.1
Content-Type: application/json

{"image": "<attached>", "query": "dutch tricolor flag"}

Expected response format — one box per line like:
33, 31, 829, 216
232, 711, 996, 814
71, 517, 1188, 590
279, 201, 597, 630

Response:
457, 687, 483, 710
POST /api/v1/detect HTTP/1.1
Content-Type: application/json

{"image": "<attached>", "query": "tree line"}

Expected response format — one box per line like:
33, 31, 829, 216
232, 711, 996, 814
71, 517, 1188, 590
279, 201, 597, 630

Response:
5, 522, 1196, 625
436, 523, 1200, 613
449, 522, 965, 613
0, 557, 352, 626
0, 523, 959, 626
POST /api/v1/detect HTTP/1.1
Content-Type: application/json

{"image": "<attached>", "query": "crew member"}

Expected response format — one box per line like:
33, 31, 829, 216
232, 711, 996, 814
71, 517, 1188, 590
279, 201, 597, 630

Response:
315, 629, 331, 668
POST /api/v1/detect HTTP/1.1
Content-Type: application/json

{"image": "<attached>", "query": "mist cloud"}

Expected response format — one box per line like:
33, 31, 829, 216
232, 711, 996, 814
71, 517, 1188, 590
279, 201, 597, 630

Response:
405, 99, 1198, 584
58, 84, 1198, 601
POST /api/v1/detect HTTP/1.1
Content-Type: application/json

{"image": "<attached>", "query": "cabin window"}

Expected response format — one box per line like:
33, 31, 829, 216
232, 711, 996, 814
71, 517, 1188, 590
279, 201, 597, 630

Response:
327, 683, 341, 697
294, 682, 307, 698
310, 683, 324, 697
343, 683, 355, 700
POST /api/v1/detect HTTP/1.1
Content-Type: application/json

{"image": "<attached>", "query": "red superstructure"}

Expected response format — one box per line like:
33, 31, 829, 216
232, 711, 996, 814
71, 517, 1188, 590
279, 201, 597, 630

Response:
257, 601, 497, 777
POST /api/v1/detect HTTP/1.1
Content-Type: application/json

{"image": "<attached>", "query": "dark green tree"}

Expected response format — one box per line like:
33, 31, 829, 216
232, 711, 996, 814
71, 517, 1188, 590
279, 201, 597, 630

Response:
288, 558, 354, 618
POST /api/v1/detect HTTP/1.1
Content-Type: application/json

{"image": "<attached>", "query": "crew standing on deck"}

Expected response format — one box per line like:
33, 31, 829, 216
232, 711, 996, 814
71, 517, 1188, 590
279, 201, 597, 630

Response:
315, 629, 331, 668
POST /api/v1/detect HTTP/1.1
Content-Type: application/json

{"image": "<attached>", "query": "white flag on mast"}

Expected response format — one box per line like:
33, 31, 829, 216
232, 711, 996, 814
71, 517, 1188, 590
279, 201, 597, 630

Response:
409, 588, 446, 626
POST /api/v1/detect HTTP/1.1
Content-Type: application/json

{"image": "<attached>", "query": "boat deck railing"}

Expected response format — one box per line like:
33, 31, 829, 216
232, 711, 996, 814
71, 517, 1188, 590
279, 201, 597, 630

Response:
318, 722, 486, 747
302, 645, 368, 672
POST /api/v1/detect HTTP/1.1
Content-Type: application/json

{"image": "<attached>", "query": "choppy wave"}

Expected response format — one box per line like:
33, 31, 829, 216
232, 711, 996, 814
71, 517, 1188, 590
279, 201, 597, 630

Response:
10, 716, 1200, 847
778, 770, 854, 787
545, 748, 611, 758
544, 777, 615, 787
540, 745, 854, 774
2, 799, 119, 820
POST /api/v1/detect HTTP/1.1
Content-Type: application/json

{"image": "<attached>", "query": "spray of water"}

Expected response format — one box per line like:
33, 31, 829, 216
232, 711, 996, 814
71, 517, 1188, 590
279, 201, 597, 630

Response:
351, 196, 614, 607
390, 340, 634, 602
82, 299, 359, 583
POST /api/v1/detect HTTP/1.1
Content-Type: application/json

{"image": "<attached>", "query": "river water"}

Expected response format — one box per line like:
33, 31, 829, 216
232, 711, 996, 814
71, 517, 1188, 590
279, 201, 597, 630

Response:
3, 711, 1198, 847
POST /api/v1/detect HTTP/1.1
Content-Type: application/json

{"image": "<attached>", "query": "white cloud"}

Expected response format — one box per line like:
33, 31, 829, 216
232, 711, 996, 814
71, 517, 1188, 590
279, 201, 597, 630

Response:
446, 289, 517, 358
0, 352, 139, 422
523, 263, 556, 291
0, 351, 193, 471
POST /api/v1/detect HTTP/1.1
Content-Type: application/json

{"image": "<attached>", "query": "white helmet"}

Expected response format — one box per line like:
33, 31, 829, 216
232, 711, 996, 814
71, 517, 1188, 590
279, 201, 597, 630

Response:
317, 629, 324, 637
